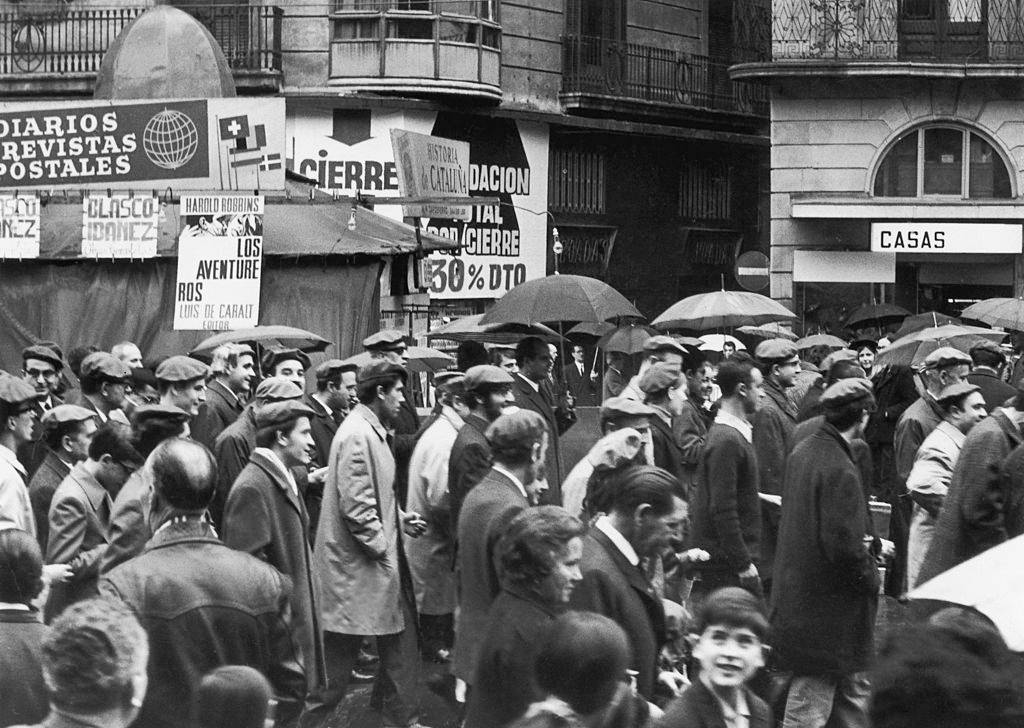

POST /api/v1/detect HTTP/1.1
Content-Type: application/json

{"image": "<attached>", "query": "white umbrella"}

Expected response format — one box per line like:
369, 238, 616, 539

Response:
698, 334, 746, 353
910, 534, 1024, 651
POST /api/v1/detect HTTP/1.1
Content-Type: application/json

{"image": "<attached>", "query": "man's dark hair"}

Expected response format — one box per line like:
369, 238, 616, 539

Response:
514, 336, 548, 367
498, 506, 584, 593
87, 421, 142, 465
131, 414, 187, 459
150, 439, 217, 511
43, 417, 92, 452
694, 586, 768, 640
67, 345, 99, 378
939, 390, 977, 416
971, 346, 1006, 371
465, 382, 510, 410
0, 528, 43, 604
356, 374, 402, 405
254, 418, 303, 449
487, 410, 548, 467
823, 399, 871, 431
80, 372, 113, 397
717, 358, 756, 398
457, 341, 489, 372
605, 465, 677, 518
825, 361, 865, 386
683, 350, 707, 375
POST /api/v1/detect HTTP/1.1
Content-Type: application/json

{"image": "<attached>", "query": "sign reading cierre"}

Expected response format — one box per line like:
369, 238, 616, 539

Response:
870, 223, 1022, 254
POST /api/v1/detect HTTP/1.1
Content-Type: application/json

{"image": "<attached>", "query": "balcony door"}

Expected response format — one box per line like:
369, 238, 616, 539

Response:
899, 0, 987, 60
563, 0, 626, 92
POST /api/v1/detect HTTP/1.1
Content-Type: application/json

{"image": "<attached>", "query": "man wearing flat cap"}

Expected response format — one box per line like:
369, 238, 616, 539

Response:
77, 352, 131, 426
362, 330, 420, 509
155, 355, 210, 420
262, 348, 310, 391
28, 404, 96, 546
917, 366, 1024, 591
224, 398, 325, 706
621, 335, 687, 404
0, 374, 45, 536
192, 344, 256, 450
639, 362, 687, 491
892, 347, 971, 596
448, 364, 516, 534
307, 360, 428, 727
22, 344, 64, 414
772, 378, 880, 728
904, 382, 986, 590
967, 340, 1016, 413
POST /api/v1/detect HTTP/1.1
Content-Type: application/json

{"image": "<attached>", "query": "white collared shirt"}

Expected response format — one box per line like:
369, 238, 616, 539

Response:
491, 462, 529, 500
594, 515, 640, 567
254, 447, 298, 497
517, 373, 540, 393
0, 444, 31, 537
715, 409, 753, 443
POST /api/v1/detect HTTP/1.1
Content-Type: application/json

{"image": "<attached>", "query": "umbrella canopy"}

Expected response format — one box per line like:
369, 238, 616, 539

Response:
652, 290, 796, 331
893, 311, 960, 340
795, 334, 848, 350
961, 297, 1024, 332
479, 275, 642, 327
737, 323, 798, 341
425, 314, 563, 344
597, 324, 657, 355
910, 533, 1024, 651
875, 324, 1005, 368
568, 322, 616, 339
698, 334, 746, 353
343, 346, 454, 374
190, 325, 331, 356
844, 303, 910, 328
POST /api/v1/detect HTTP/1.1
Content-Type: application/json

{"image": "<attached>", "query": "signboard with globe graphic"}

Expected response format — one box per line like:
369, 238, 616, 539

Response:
0, 97, 285, 190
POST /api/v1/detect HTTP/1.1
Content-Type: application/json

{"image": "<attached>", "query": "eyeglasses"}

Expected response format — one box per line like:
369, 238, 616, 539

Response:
24, 368, 57, 379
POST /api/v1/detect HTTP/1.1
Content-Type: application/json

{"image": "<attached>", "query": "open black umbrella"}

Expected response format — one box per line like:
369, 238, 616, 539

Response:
190, 325, 331, 356
425, 314, 563, 344
893, 312, 960, 341
479, 275, 642, 327
845, 303, 910, 329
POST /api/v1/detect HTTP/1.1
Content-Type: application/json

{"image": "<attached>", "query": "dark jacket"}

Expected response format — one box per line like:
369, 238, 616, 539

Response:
655, 678, 771, 728
649, 409, 686, 495
213, 404, 258, 517
452, 468, 529, 682
563, 361, 598, 406
99, 468, 153, 576
463, 586, 558, 728
512, 374, 574, 505
392, 390, 421, 508
448, 413, 493, 536
770, 424, 879, 676
27, 450, 70, 549
191, 379, 244, 451
793, 416, 876, 507
0, 609, 48, 728
100, 519, 304, 728
304, 393, 339, 469
894, 395, 945, 488
796, 380, 824, 423
223, 450, 325, 690
751, 380, 797, 497
967, 369, 1017, 413
603, 366, 628, 401
916, 410, 1024, 585
690, 423, 761, 574
674, 396, 712, 498
569, 527, 665, 700
865, 365, 918, 446
17, 398, 62, 480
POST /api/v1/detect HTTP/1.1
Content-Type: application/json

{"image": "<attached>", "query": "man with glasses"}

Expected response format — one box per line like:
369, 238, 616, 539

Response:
44, 421, 143, 620
19, 344, 67, 476
0, 374, 42, 536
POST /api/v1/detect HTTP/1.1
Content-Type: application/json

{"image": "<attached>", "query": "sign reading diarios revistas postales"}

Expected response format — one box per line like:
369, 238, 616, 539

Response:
0, 98, 285, 190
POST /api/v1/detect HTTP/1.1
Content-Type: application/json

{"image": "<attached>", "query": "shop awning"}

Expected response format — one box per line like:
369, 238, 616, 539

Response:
790, 194, 1024, 220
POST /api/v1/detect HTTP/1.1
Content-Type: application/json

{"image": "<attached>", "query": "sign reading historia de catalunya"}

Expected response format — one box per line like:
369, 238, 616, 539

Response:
174, 194, 263, 331
389, 129, 471, 221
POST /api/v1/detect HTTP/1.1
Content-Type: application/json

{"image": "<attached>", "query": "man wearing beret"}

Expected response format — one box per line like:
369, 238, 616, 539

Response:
639, 362, 687, 491
192, 343, 256, 450
27, 404, 96, 547
307, 360, 428, 727
225, 399, 325, 709
263, 348, 310, 391
19, 345, 67, 477
904, 382, 987, 590
155, 355, 210, 420
751, 339, 801, 596
448, 364, 516, 534
967, 340, 1016, 413
0, 374, 44, 536
917, 368, 1024, 590
772, 378, 880, 728
892, 347, 970, 596
77, 352, 131, 426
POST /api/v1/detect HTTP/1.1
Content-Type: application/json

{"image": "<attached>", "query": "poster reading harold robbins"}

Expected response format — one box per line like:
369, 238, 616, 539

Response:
174, 194, 263, 331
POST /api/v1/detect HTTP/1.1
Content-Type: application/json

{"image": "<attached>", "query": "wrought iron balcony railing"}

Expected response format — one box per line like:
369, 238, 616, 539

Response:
773, 0, 1024, 62
561, 35, 768, 116
0, 5, 282, 78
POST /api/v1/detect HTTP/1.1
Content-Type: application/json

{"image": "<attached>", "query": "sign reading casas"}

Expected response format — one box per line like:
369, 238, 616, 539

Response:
174, 194, 263, 331
0, 98, 286, 190
870, 222, 1023, 254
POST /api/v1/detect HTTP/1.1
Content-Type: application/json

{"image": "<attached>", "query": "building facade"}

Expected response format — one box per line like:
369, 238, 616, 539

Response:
734, 0, 1024, 329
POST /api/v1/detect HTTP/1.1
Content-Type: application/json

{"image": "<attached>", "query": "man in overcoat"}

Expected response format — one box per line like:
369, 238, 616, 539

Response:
223, 399, 325, 707
306, 361, 427, 728
28, 404, 95, 546
771, 379, 880, 728
190, 343, 255, 450
639, 362, 686, 491
967, 340, 1017, 412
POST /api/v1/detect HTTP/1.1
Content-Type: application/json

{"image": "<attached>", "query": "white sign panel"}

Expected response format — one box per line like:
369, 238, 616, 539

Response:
793, 250, 896, 283
174, 194, 263, 331
0, 194, 39, 259
81, 193, 161, 258
390, 129, 470, 220
870, 223, 1022, 254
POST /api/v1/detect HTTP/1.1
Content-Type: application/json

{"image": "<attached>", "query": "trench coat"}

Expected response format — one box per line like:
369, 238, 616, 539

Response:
512, 374, 574, 505
674, 395, 711, 498
191, 379, 244, 451
314, 403, 406, 636
223, 448, 325, 689
27, 450, 70, 549
447, 413, 493, 536
648, 407, 686, 494
770, 424, 879, 677
404, 406, 462, 615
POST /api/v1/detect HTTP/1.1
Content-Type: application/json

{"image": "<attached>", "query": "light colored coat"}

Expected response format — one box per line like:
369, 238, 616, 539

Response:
404, 406, 462, 615
314, 403, 403, 635
905, 420, 964, 589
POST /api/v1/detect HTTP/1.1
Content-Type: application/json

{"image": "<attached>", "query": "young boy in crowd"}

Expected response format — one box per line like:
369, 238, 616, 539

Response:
655, 587, 772, 728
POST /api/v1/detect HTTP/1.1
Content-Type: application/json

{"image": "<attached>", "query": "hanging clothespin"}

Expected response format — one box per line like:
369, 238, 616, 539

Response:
106, 188, 111, 198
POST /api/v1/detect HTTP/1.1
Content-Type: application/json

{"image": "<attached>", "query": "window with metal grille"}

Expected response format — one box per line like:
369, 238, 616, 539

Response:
679, 159, 732, 221
549, 148, 606, 215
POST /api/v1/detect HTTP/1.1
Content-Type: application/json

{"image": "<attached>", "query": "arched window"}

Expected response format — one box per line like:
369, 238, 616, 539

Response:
873, 125, 1013, 199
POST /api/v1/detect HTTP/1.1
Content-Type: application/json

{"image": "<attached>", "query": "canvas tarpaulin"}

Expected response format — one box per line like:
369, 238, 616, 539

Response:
0, 257, 380, 373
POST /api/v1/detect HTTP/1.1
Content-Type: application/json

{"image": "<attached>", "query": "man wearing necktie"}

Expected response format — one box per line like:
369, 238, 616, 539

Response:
563, 344, 599, 407
19, 344, 66, 477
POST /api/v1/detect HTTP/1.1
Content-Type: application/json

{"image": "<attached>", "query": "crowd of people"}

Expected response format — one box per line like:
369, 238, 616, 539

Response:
0, 327, 1022, 728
